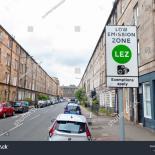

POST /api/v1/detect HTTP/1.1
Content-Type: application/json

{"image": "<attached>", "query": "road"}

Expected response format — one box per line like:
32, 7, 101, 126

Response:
0, 102, 67, 141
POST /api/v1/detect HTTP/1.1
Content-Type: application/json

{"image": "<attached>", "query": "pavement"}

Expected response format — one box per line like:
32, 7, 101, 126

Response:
0, 102, 66, 141
81, 106, 155, 141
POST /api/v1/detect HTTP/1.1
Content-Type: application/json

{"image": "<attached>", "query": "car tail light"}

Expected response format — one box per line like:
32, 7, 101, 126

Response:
49, 122, 56, 137
86, 124, 91, 141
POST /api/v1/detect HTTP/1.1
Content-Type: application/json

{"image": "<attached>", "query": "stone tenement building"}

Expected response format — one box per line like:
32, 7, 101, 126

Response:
61, 85, 77, 98
0, 25, 60, 102
80, 0, 155, 131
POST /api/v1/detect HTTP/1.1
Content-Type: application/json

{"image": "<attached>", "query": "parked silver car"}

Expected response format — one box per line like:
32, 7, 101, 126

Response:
37, 100, 46, 108
49, 114, 92, 141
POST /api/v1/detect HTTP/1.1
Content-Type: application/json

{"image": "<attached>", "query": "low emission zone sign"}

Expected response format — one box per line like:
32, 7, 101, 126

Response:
105, 26, 138, 88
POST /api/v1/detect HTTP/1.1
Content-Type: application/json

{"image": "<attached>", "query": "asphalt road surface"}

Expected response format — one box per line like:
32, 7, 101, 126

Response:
0, 102, 67, 141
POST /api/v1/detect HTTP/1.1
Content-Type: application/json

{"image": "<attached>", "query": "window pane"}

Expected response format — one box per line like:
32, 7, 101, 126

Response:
56, 121, 86, 134
143, 82, 152, 118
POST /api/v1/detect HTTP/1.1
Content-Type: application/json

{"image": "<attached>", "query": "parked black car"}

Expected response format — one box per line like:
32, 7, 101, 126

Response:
12, 101, 29, 113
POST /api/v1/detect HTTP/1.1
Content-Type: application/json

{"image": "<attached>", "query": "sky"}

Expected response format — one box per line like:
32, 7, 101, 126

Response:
0, 0, 114, 86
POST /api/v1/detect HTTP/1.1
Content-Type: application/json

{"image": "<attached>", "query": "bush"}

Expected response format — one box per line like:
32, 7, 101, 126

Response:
99, 107, 113, 116
92, 98, 99, 105
38, 94, 49, 100
23, 98, 32, 103
99, 107, 107, 113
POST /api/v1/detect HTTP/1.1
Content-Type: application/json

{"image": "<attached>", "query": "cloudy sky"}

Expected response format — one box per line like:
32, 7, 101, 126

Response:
0, 0, 114, 86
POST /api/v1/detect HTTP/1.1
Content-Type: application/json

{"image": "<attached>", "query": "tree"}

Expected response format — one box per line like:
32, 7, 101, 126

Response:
74, 88, 86, 103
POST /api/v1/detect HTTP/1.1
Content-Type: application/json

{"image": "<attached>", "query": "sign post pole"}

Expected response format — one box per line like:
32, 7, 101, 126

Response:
118, 88, 125, 141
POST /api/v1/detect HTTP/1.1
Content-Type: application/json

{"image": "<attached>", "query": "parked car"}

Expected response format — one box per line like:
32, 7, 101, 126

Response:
49, 114, 91, 141
50, 100, 54, 105
50, 99, 55, 105
12, 101, 29, 113
23, 101, 29, 107
53, 99, 58, 104
51, 99, 55, 104
64, 103, 81, 115
55, 99, 59, 104
37, 100, 46, 108
69, 98, 76, 103
68, 98, 79, 104
0, 102, 15, 118
46, 100, 51, 106
60, 98, 65, 102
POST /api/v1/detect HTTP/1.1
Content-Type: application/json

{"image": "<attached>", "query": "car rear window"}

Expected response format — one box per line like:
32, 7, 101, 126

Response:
14, 102, 22, 106
55, 121, 86, 134
67, 105, 79, 111
70, 99, 75, 102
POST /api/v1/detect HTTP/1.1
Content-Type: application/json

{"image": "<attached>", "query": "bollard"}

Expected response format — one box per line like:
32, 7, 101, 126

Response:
88, 112, 92, 125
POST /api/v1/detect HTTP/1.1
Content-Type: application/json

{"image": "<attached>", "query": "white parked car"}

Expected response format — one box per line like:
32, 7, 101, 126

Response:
37, 100, 46, 108
47, 100, 51, 106
49, 114, 92, 141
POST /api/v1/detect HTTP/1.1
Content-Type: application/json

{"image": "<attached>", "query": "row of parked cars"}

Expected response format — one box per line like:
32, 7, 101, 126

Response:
37, 98, 65, 108
48, 98, 92, 141
0, 98, 65, 119
0, 101, 29, 119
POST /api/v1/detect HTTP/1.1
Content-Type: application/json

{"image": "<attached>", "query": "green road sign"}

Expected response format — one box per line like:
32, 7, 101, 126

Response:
112, 44, 132, 64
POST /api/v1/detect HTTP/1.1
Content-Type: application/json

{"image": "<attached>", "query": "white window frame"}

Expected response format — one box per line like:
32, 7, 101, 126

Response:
13, 77, 17, 86
133, 3, 139, 26
6, 54, 10, 66
109, 92, 113, 107
0, 31, 3, 41
5, 72, 10, 84
138, 40, 140, 66
143, 82, 152, 119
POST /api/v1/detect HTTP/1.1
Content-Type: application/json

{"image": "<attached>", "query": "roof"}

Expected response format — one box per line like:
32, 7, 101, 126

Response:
61, 85, 77, 89
67, 103, 79, 107
56, 114, 86, 123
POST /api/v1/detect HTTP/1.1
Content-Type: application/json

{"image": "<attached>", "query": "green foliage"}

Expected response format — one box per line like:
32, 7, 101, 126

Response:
92, 98, 99, 105
74, 88, 86, 102
74, 88, 88, 106
99, 107, 107, 113
38, 94, 49, 100
99, 107, 113, 116
23, 98, 32, 103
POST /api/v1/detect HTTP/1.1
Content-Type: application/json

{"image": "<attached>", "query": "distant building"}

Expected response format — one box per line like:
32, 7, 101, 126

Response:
61, 85, 77, 98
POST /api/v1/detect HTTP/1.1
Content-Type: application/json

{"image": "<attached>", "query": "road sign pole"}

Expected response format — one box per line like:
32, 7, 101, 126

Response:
118, 88, 125, 141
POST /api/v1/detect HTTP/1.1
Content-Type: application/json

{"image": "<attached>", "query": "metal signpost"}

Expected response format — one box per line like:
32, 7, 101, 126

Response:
105, 26, 138, 141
